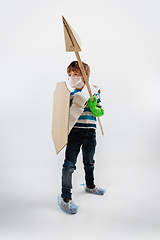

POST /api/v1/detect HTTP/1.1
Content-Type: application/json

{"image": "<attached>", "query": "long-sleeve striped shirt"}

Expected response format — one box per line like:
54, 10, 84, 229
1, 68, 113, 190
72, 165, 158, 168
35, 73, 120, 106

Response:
70, 89, 102, 129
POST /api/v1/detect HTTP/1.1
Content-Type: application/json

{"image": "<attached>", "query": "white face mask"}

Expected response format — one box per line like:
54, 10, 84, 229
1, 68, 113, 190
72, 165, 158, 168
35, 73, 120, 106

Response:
68, 76, 85, 89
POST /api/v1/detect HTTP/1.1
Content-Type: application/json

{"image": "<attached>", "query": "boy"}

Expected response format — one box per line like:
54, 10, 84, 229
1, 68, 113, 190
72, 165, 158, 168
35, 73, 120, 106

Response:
57, 61, 105, 214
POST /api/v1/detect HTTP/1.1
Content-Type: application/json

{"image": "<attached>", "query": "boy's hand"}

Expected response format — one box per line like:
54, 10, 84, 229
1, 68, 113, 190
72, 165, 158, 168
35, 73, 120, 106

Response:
88, 95, 97, 107
88, 95, 104, 117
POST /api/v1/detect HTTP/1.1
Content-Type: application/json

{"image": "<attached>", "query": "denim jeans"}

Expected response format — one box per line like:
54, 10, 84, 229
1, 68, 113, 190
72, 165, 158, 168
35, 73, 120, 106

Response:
61, 127, 97, 199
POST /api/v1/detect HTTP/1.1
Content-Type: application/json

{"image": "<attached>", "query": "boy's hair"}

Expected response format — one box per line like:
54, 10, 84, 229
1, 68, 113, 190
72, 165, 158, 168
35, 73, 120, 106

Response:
67, 61, 90, 78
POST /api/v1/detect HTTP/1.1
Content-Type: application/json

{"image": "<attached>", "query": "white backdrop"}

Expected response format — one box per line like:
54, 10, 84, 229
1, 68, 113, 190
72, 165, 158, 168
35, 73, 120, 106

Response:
0, 0, 160, 239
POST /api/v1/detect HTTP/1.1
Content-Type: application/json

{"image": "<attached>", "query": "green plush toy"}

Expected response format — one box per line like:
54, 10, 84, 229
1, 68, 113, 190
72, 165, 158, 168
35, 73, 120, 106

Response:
88, 95, 104, 117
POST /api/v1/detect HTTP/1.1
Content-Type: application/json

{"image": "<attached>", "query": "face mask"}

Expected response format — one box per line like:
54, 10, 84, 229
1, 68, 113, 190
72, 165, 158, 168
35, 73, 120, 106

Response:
68, 76, 85, 89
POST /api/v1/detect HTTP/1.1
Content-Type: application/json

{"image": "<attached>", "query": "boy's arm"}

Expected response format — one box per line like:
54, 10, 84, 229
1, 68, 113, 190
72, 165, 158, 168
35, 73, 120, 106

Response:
88, 95, 104, 117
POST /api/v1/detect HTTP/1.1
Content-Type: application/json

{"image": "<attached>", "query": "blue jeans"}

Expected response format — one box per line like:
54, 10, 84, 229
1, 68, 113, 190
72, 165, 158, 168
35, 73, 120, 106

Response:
61, 127, 97, 199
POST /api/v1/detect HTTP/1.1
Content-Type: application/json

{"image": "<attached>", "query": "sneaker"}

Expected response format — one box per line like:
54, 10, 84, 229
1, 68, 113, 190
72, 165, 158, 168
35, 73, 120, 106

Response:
57, 195, 79, 214
81, 184, 106, 195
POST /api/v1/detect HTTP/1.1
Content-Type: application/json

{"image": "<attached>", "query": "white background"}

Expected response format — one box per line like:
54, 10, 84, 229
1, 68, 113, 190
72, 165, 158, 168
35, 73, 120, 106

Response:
0, 0, 160, 239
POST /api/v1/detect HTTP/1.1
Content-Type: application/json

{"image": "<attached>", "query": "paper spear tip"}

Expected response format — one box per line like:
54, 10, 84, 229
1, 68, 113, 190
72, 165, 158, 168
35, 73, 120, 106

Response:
62, 16, 81, 52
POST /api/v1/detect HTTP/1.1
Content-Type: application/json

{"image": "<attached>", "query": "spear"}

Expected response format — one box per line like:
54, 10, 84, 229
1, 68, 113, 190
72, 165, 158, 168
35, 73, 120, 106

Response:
62, 16, 104, 135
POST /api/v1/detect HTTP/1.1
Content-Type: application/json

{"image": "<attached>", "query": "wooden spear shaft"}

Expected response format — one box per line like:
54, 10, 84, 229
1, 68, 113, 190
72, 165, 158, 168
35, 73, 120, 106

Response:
75, 52, 104, 135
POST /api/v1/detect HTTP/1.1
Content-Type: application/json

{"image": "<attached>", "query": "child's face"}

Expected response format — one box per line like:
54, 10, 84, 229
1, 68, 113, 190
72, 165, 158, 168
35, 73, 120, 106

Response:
68, 71, 85, 90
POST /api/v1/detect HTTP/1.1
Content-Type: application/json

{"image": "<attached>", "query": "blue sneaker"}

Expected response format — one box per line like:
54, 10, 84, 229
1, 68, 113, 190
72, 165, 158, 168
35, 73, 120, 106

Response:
81, 184, 106, 195
57, 195, 79, 214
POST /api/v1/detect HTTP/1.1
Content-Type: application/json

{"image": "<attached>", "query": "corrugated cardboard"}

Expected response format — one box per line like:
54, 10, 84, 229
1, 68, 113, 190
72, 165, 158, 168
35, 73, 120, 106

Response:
51, 82, 70, 154
62, 16, 81, 52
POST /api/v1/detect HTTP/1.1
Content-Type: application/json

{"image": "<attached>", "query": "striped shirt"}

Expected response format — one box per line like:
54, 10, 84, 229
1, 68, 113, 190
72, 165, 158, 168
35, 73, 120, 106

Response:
70, 89, 102, 129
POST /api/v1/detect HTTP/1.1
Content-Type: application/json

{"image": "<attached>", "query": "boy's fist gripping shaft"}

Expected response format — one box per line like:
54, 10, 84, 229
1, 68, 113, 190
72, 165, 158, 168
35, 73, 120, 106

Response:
88, 95, 104, 117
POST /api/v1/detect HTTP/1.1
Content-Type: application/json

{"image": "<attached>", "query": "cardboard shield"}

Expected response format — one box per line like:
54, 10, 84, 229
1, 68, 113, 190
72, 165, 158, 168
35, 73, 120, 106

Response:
51, 82, 70, 154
